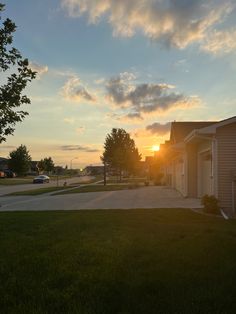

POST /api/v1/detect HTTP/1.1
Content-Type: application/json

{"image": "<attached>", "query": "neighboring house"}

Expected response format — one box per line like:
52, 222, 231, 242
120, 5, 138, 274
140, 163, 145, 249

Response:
0, 157, 9, 171
161, 116, 236, 216
84, 166, 104, 176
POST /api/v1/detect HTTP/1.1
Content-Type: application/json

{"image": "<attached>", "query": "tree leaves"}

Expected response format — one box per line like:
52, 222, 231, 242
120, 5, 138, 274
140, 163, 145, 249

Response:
101, 128, 141, 176
8, 144, 31, 175
0, 3, 36, 143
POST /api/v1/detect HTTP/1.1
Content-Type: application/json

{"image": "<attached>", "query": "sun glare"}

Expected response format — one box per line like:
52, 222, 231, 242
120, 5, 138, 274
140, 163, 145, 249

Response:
152, 145, 160, 152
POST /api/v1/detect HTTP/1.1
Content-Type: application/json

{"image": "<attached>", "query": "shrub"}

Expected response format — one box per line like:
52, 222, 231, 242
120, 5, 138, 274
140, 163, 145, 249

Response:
201, 194, 220, 214
154, 173, 164, 186
128, 183, 139, 189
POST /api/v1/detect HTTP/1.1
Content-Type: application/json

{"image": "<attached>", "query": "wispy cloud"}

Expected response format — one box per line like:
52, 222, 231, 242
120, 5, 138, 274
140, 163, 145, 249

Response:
63, 117, 75, 124
202, 28, 236, 54
0, 145, 16, 151
61, 76, 96, 103
60, 145, 100, 152
29, 62, 48, 78
75, 127, 85, 135
61, 0, 235, 52
94, 77, 105, 85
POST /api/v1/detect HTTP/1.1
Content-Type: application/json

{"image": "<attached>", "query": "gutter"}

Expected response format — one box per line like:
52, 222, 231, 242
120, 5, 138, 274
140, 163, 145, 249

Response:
184, 130, 213, 143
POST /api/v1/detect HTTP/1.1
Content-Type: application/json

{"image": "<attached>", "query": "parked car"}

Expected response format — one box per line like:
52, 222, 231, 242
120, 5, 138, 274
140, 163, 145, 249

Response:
33, 175, 50, 184
4, 170, 16, 178
0, 171, 6, 178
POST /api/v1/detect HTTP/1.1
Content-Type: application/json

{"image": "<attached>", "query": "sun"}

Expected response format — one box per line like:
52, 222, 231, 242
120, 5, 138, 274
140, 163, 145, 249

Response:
152, 145, 160, 152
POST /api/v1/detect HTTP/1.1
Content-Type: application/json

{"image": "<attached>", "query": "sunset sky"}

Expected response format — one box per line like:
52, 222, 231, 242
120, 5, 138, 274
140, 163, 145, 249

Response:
1, 0, 236, 168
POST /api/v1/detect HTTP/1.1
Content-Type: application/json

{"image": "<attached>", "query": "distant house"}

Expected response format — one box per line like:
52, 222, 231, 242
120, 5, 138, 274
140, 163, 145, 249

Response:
84, 166, 104, 176
161, 116, 236, 217
0, 157, 8, 171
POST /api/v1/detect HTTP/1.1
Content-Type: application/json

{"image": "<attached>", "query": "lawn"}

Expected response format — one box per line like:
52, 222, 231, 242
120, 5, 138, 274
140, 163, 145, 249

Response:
104, 177, 147, 184
54, 184, 139, 195
0, 178, 32, 185
0, 209, 236, 313
5, 186, 73, 196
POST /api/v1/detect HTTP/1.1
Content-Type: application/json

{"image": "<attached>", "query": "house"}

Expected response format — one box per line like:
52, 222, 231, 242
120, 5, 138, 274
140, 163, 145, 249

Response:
84, 165, 104, 176
0, 157, 9, 171
161, 116, 236, 217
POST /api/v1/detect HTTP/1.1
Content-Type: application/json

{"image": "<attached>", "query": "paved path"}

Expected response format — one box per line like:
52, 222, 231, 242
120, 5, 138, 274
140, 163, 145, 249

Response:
0, 176, 93, 196
0, 186, 202, 212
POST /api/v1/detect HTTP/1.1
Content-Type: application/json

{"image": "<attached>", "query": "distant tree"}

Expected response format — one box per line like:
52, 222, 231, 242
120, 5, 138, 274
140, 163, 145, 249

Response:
101, 128, 141, 182
8, 144, 31, 175
43, 157, 54, 173
36, 159, 45, 174
37, 157, 54, 174
0, 3, 36, 143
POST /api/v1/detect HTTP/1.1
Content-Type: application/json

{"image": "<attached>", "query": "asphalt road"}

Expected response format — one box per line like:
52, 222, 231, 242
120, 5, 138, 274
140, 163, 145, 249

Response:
0, 186, 202, 212
0, 176, 93, 196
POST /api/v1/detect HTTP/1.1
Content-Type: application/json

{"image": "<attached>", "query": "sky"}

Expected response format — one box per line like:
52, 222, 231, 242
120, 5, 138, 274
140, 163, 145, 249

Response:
1, 0, 236, 168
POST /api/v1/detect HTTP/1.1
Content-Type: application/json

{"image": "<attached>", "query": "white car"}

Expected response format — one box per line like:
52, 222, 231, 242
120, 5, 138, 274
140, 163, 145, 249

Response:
33, 175, 50, 184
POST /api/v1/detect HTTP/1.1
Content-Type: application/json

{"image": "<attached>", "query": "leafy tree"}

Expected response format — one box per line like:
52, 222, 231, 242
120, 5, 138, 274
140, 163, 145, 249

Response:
37, 157, 54, 174
8, 144, 31, 175
43, 157, 54, 173
101, 128, 141, 182
0, 3, 36, 143
36, 159, 45, 174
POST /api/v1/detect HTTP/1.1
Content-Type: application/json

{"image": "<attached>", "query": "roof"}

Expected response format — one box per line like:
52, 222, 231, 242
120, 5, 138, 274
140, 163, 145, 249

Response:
184, 116, 236, 143
0, 157, 8, 162
170, 121, 217, 144
197, 115, 236, 134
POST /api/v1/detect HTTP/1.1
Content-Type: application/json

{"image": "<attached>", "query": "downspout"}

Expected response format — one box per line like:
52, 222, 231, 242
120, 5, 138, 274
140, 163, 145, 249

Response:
232, 174, 236, 216
220, 174, 236, 220
232, 180, 235, 214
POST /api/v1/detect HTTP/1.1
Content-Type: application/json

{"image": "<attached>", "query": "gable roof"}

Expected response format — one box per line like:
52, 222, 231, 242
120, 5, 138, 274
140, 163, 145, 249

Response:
184, 116, 236, 143
170, 121, 217, 144
197, 116, 236, 134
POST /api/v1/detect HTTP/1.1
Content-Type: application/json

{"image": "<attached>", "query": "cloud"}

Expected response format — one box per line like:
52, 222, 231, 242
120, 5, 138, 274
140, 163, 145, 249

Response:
106, 73, 200, 119
29, 62, 48, 78
64, 117, 75, 124
61, 76, 96, 103
0, 145, 16, 150
60, 145, 100, 152
61, 0, 235, 51
146, 122, 171, 135
201, 28, 236, 54
75, 127, 85, 135
106, 112, 143, 123
94, 78, 105, 85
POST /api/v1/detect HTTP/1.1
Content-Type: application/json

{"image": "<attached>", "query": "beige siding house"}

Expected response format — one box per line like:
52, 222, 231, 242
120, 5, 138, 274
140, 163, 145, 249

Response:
162, 116, 236, 217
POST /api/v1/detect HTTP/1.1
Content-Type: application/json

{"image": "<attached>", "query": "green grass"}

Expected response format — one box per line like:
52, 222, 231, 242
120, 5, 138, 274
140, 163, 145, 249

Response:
0, 209, 236, 313
55, 184, 138, 195
6, 186, 73, 196
0, 178, 32, 185
69, 176, 103, 186
100, 177, 147, 184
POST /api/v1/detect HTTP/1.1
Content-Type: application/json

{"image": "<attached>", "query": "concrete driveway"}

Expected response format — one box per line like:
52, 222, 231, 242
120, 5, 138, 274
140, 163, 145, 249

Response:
0, 186, 202, 211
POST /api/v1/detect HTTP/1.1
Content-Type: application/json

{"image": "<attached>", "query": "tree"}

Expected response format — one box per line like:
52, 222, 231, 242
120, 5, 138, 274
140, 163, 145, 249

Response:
0, 3, 36, 143
37, 157, 54, 174
8, 144, 31, 175
36, 159, 45, 174
43, 157, 54, 173
101, 128, 141, 182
